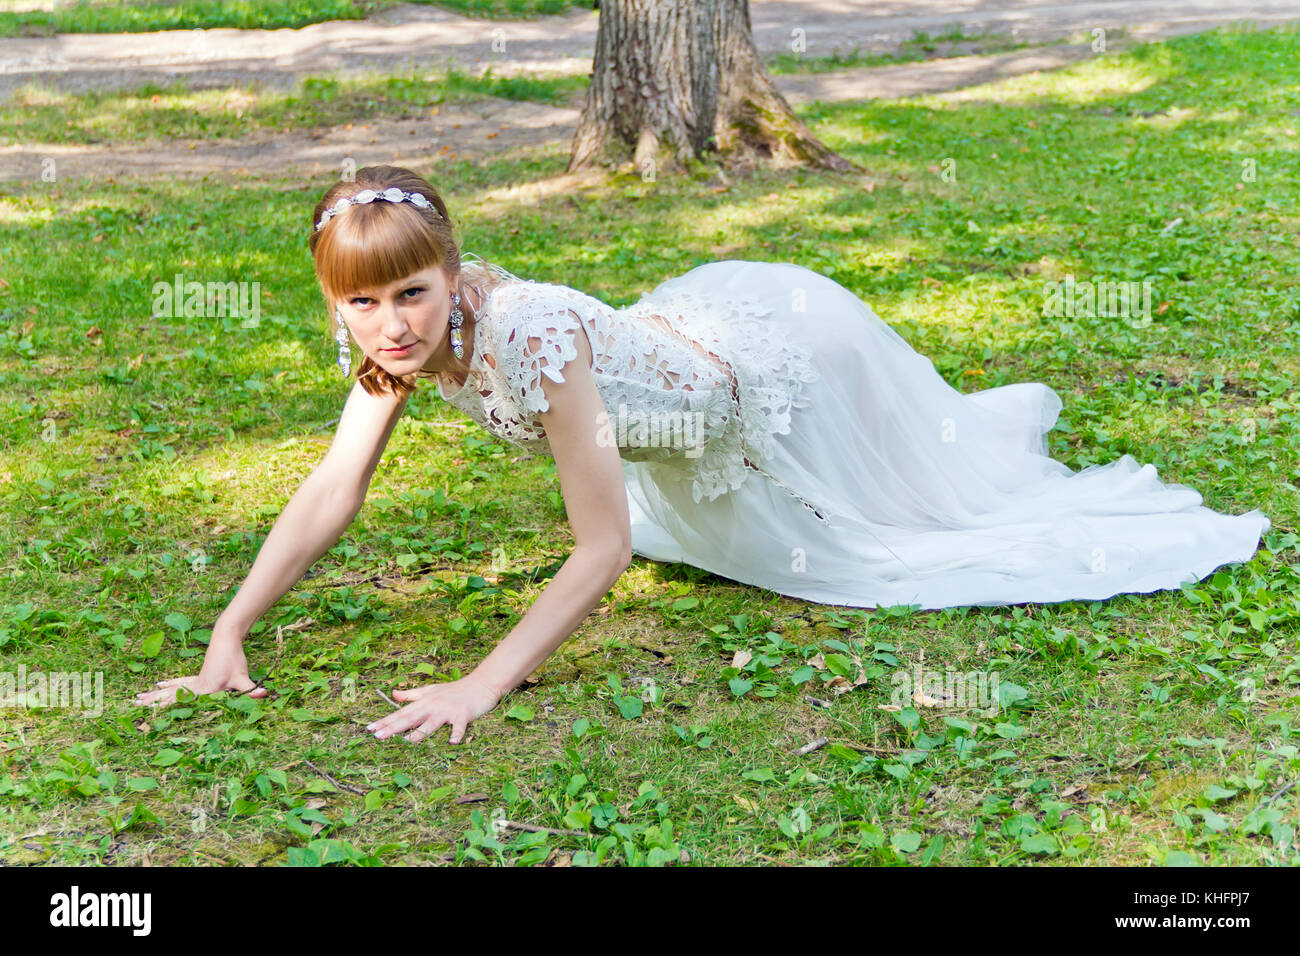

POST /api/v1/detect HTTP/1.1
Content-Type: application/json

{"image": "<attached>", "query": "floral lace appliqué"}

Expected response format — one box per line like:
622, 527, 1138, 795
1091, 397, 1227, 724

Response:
438, 277, 829, 522
622, 285, 824, 514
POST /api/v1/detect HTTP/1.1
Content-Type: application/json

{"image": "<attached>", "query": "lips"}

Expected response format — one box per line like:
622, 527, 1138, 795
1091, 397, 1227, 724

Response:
383, 342, 415, 354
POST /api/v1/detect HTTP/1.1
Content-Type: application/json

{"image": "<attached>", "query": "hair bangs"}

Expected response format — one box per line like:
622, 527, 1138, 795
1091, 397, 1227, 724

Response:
314, 203, 446, 303
308, 165, 469, 399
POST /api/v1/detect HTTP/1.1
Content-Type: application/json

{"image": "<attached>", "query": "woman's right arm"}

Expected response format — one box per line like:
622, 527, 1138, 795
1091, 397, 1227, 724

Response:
133, 379, 410, 706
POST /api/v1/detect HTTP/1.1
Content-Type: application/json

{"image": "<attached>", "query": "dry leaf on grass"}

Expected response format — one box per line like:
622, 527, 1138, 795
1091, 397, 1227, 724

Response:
733, 795, 760, 813
827, 675, 853, 695
913, 688, 953, 708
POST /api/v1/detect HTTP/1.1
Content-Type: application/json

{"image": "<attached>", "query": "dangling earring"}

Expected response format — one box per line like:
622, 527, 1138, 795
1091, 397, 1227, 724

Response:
448, 292, 464, 360
335, 307, 351, 376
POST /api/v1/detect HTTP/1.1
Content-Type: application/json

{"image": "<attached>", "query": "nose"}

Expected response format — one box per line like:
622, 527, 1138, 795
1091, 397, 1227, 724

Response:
380, 301, 410, 343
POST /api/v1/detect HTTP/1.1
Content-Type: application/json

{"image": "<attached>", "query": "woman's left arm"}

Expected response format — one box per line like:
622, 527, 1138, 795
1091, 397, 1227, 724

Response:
368, 318, 631, 744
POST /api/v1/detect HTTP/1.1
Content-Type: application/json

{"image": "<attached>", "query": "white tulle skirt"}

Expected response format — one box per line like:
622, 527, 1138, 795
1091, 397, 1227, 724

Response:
622, 261, 1270, 610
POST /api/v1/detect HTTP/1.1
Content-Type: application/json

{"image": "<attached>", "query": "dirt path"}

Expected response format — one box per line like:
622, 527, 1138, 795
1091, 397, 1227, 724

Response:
4, 0, 1298, 99
1, 0, 1297, 183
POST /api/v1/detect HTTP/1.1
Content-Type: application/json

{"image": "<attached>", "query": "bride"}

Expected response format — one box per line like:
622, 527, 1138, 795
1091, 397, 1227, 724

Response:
134, 166, 1271, 745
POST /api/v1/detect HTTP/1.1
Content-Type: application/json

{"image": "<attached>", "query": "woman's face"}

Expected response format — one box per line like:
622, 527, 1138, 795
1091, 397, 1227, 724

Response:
336, 265, 457, 374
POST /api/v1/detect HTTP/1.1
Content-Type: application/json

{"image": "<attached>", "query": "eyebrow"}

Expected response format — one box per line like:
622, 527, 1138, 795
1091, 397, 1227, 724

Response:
350, 283, 428, 296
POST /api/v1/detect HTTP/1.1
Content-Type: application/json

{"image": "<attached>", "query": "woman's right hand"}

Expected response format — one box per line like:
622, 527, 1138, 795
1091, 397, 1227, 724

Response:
132, 634, 266, 707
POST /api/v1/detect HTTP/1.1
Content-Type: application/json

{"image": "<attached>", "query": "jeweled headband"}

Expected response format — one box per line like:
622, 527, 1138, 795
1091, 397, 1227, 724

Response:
315, 187, 438, 232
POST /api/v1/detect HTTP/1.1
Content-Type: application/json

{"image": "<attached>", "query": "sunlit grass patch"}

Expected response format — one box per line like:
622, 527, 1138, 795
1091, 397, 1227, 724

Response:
0, 0, 594, 37
0, 25, 1297, 867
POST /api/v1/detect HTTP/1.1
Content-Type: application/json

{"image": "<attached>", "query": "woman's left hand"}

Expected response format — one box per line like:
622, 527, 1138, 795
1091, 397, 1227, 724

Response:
368, 675, 504, 745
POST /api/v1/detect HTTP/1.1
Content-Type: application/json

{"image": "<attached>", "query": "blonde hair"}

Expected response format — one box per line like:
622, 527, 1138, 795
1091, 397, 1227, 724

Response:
308, 165, 498, 399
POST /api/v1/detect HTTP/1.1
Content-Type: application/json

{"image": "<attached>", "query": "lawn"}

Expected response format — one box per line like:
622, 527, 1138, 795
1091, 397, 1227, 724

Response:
0, 24, 1297, 866
0, 67, 588, 147
0, 0, 595, 36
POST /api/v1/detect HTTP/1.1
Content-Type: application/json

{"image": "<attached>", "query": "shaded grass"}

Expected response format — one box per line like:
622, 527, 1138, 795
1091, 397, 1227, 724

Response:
0, 24, 1298, 866
0, 66, 587, 146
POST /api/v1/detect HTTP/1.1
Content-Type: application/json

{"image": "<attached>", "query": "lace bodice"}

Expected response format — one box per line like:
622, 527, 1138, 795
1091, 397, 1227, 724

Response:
427, 260, 825, 518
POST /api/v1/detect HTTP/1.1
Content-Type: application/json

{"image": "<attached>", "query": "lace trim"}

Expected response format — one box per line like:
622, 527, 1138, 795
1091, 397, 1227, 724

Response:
439, 277, 833, 525
490, 286, 584, 417
460, 251, 524, 286
443, 280, 583, 446
622, 285, 822, 509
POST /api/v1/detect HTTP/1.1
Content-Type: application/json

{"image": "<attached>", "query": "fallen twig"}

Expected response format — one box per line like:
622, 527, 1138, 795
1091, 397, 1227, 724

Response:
1265, 781, 1295, 806
803, 695, 832, 709
308, 416, 342, 433
302, 759, 367, 796
830, 739, 904, 756
795, 736, 829, 756
499, 820, 590, 839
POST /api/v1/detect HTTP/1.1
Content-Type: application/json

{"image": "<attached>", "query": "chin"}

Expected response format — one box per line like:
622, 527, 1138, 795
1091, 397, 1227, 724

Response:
373, 356, 410, 375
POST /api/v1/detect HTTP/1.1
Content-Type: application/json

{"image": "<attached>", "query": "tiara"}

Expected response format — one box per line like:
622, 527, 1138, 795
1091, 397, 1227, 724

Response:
315, 186, 437, 231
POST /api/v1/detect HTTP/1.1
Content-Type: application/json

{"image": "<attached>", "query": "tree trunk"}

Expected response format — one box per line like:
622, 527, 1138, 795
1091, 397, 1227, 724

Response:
568, 0, 860, 177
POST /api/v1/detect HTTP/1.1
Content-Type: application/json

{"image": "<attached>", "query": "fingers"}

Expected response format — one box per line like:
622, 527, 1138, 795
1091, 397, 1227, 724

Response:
392, 686, 432, 702
133, 684, 183, 707
368, 703, 417, 739
227, 674, 265, 698
133, 676, 265, 707
374, 703, 442, 741
406, 716, 446, 744
368, 685, 482, 744
366, 700, 469, 744
135, 681, 185, 702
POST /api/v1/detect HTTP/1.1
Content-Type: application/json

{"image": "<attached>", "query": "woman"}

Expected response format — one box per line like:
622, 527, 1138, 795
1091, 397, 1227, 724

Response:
134, 165, 1271, 744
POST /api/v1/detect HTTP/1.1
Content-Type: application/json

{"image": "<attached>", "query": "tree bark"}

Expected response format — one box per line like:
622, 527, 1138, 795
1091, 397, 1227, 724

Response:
568, 0, 860, 177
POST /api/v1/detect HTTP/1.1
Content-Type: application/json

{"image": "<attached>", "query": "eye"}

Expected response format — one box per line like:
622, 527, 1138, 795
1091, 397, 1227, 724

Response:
402, 286, 426, 298
349, 296, 372, 306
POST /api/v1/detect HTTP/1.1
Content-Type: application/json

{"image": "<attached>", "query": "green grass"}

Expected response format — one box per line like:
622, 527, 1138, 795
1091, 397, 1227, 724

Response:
1, 24, 1298, 866
1, 66, 588, 146
0, 0, 594, 36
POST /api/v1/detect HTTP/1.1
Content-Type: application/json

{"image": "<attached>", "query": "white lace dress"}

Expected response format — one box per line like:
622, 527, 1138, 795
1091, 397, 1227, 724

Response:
432, 258, 1271, 610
